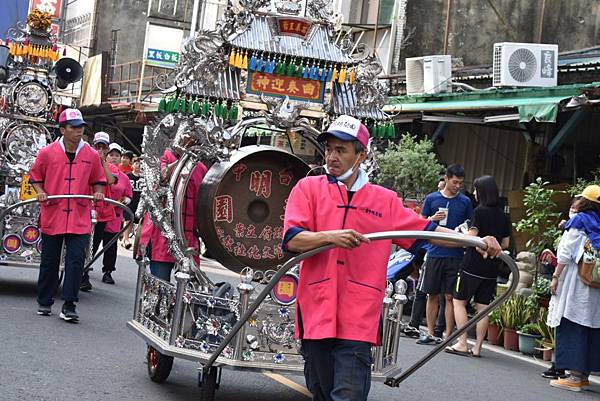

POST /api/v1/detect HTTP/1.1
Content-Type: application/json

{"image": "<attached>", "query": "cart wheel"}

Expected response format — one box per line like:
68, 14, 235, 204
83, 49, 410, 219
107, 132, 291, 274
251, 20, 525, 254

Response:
199, 366, 219, 401
147, 345, 173, 383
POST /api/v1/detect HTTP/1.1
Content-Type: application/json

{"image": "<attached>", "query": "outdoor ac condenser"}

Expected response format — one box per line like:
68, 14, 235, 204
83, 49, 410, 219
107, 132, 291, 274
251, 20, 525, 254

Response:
493, 42, 558, 87
406, 55, 452, 95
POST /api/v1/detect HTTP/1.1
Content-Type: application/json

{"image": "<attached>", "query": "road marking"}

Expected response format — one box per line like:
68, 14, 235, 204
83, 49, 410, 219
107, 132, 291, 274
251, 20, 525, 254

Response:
263, 373, 311, 398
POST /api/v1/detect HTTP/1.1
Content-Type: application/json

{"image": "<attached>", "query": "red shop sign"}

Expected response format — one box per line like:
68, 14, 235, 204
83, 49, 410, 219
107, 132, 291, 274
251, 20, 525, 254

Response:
30, 0, 63, 20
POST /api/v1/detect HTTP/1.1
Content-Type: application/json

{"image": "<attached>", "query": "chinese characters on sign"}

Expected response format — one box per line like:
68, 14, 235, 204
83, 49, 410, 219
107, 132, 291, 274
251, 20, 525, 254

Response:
247, 71, 325, 103
19, 174, 37, 200
275, 17, 313, 39
145, 48, 180, 69
540, 50, 555, 79
30, 0, 63, 19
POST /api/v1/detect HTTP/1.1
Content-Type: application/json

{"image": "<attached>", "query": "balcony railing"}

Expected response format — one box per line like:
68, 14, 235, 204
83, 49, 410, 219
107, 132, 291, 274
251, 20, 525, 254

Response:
106, 60, 172, 104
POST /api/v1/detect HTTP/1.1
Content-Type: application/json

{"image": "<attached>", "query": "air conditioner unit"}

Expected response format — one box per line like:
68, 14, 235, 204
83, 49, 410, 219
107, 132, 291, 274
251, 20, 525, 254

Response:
406, 55, 452, 95
493, 42, 558, 87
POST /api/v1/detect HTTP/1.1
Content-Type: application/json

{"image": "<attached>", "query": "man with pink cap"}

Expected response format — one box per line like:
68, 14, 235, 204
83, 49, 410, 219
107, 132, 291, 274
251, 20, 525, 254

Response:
283, 115, 502, 401
29, 108, 106, 322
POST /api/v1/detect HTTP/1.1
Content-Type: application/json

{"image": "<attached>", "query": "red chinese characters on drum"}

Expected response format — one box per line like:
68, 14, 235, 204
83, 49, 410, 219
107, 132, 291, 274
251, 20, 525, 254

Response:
212, 164, 293, 263
199, 148, 309, 272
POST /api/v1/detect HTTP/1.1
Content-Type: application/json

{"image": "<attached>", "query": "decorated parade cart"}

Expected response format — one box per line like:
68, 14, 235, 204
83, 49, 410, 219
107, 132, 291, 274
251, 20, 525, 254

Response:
127, 1, 519, 400
0, 10, 85, 271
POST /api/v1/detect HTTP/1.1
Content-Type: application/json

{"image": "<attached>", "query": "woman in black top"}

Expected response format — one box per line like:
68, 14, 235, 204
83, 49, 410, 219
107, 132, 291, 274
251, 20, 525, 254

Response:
445, 175, 511, 357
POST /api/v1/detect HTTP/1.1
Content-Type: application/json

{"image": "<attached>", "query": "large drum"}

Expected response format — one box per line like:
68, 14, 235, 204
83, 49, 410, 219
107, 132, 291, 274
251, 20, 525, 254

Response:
197, 145, 309, 272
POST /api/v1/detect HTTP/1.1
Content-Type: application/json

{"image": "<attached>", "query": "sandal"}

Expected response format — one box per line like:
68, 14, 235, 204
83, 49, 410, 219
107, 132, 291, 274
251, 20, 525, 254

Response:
444, 345, 472, 357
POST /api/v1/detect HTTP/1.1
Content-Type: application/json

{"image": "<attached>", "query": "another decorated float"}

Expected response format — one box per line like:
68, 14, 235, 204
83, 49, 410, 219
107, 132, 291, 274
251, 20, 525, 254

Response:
0, 10, 83, 270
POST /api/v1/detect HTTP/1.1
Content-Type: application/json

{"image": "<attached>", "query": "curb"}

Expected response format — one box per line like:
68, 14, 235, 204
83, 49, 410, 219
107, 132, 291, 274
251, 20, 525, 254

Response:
472, 340, 600, 385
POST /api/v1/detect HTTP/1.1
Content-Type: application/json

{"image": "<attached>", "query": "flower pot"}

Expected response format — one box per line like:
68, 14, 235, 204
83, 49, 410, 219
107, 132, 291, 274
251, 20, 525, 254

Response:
503, 328, 519, 351
487, 323, 503, 345
517, 331, 542, 356
543, 348, 553, 361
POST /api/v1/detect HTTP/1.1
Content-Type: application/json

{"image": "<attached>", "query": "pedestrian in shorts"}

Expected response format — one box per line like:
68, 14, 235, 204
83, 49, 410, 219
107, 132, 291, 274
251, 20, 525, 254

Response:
417, 164, 473, 344
445, 175, 510, 357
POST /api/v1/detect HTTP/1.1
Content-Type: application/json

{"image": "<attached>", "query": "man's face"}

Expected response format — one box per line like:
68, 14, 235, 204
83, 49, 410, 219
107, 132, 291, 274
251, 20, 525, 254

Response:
324, 137, 365, 177
132, 160, 141, 173
121, 155, 132, 166
106, 150, 121, 165
94, 142, 108, 158
444, 175, 464, 196
60, 124, 84, 143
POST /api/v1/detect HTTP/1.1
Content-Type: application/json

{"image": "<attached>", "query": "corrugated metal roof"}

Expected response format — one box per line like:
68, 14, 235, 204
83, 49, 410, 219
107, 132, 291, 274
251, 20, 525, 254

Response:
230, 16, 353, 64
184, 67, 241, 100
331, 82, 386, 119
436, 123, 527, 195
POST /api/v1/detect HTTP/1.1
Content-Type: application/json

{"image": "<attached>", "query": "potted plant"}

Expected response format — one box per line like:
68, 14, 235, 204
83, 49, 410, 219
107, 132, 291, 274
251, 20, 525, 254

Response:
517, 323, 542, 356
500, 295, 532, 351
487, 305, 503, 345
532, 277, 551, 307
534, 308, 554, 361
514, 178, 561, 283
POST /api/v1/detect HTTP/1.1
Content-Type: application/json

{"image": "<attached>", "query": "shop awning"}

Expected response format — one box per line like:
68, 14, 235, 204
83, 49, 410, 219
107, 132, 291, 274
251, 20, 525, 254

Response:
384, 82, 600, 123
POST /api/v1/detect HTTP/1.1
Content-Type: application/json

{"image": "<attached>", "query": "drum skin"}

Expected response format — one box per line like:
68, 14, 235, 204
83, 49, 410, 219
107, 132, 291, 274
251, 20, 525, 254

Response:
197, 145, 309, 272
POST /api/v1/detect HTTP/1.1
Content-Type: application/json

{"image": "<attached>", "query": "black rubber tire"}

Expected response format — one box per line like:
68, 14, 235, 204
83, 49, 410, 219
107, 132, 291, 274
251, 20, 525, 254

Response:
147, 346, 174, 383
200, 366, 218, 401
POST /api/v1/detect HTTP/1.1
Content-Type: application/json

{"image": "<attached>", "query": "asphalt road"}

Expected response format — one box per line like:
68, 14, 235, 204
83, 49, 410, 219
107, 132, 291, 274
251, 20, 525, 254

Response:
1, 249, 598, 401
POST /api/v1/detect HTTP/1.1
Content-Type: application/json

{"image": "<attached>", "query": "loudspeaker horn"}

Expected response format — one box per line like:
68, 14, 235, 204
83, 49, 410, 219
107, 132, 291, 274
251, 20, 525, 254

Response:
54, 57, 83, 89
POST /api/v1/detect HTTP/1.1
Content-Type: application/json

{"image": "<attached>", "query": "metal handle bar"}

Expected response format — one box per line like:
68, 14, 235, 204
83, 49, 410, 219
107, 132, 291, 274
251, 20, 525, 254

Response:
203, 231, 519, 378
0, 195, 134, 270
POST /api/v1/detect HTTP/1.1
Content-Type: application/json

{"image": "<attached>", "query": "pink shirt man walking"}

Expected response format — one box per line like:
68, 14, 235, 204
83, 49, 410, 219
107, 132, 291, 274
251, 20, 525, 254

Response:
29, 108, 106, 322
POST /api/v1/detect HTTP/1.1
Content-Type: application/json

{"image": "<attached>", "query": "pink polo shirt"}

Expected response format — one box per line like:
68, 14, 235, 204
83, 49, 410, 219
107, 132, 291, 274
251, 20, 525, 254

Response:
283, 175, 433, 345
29, 140, 106, 235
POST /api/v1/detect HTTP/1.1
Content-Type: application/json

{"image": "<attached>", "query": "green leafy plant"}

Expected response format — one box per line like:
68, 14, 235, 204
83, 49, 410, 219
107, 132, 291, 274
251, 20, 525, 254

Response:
532, 277, 551, 299
518, 323, 541, 336
514, 178, 562, 258
534, 307, 554, 349
374, 133, 444, 201
489, 306, 502, 326
567, 167, 600, 197
500, 295, 533, 330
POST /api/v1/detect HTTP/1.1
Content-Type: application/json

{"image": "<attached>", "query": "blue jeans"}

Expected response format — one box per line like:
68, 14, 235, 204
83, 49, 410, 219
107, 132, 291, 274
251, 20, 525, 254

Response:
37, 233, 90, 306
150, 261, 174, 282
301, 339, 372, 401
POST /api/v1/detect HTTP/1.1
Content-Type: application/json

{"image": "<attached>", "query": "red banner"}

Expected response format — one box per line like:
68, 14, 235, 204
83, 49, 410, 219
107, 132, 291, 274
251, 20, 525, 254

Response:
247, 71, 324, 103
30, 0, 63, 19
276, 17, 312, 39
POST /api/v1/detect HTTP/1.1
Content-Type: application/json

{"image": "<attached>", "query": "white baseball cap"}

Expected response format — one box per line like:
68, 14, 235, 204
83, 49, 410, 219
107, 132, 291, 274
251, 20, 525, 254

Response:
317, 115, 370, 148
93, 131, 110, 146
108, 143, 122, 154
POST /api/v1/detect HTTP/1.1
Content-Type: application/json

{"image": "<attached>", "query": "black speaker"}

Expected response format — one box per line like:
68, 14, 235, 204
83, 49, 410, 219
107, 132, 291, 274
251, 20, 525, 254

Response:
54, 57, 83, 89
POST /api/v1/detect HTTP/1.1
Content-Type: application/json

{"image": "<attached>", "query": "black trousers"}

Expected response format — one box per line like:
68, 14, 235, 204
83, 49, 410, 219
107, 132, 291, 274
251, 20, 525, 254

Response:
38, 233, 89, 305
92, 222, 118, 273
301, 339, 372, 401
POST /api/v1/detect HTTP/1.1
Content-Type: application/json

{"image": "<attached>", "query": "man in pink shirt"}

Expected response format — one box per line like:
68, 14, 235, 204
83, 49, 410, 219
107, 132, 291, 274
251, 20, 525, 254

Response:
283, 115, 502, 401
98, 142, 133, 284
29, 108, 106, 322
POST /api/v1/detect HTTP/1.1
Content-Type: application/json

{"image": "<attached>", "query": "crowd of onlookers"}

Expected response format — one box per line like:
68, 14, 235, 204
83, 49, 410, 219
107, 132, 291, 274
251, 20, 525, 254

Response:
400, 164, 599, 393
